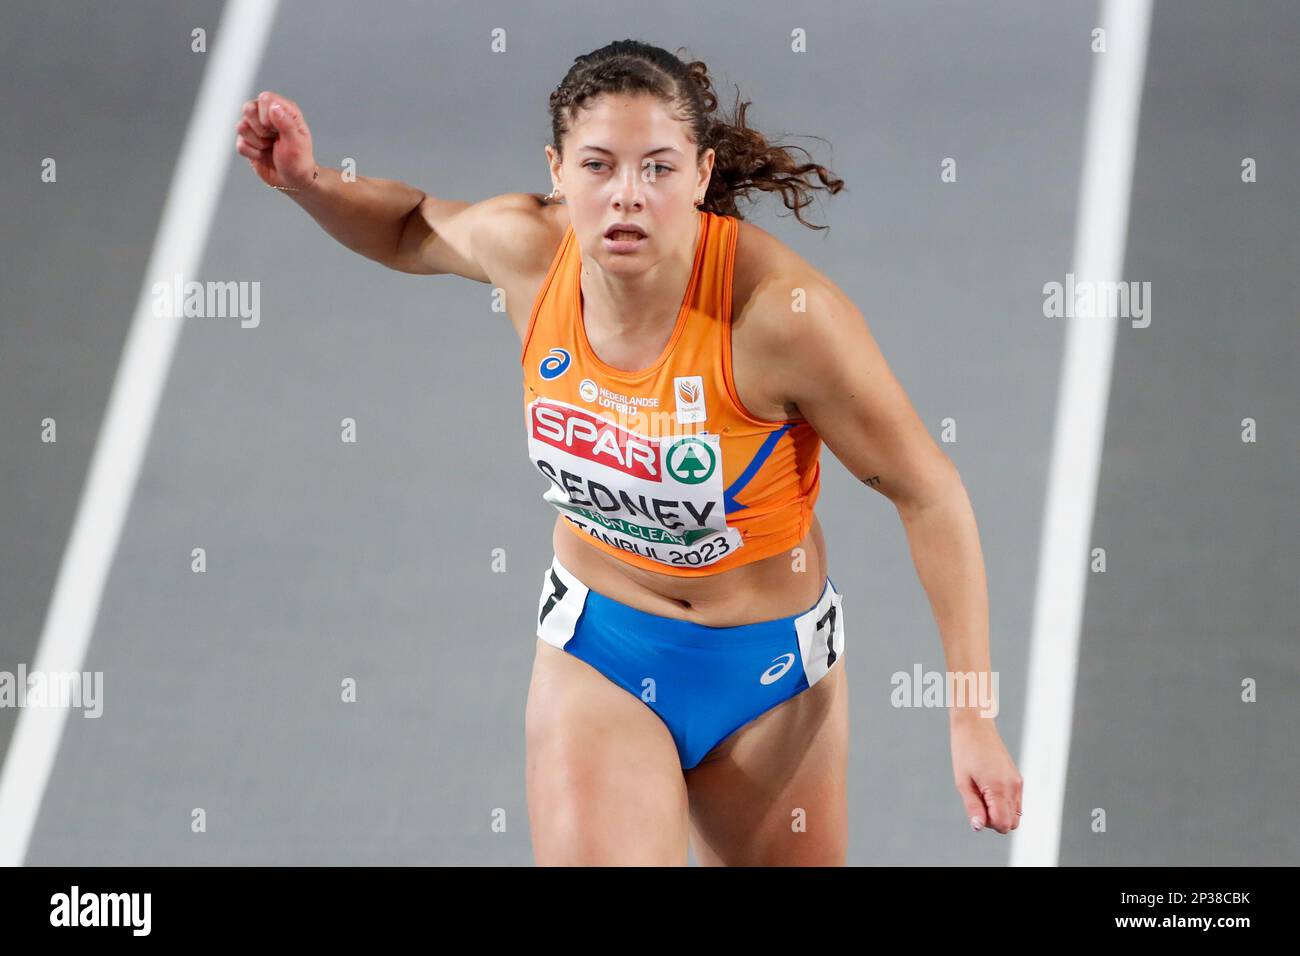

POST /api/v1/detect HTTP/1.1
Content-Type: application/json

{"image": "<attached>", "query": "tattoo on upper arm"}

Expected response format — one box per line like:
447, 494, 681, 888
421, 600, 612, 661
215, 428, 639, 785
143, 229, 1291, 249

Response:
861, 474, 881, 488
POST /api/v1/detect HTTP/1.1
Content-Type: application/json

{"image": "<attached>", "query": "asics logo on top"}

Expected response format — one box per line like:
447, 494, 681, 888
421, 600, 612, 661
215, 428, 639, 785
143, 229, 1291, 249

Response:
539, 347, 572, 380
759, 652, 796, 685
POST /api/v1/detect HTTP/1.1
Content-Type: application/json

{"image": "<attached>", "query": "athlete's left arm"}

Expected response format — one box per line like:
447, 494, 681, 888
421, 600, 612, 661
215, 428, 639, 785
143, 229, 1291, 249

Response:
754, 273, 1024, 836
751, 273, 952, 508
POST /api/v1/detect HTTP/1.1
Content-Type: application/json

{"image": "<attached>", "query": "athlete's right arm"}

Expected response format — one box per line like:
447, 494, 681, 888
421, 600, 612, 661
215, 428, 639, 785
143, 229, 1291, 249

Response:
235, 91, 552, 283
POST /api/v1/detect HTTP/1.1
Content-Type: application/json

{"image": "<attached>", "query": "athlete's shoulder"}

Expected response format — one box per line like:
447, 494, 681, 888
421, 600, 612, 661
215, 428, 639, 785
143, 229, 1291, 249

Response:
730, 218, 849, 352
478, 190, 566, 224
472, 192, 570, 285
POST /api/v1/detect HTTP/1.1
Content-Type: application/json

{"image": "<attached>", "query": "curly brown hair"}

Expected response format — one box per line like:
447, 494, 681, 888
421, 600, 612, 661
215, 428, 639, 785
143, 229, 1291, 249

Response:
548, 39, 845, 230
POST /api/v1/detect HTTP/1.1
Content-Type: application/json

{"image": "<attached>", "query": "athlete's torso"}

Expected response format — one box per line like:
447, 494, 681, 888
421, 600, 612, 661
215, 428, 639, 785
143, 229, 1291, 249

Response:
511, 203, 827, 625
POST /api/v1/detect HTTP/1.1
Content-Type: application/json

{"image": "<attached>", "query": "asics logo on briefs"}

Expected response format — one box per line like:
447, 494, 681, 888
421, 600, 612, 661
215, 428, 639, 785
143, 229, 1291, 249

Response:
539, 348, 572, 380
759, 653, 796, 685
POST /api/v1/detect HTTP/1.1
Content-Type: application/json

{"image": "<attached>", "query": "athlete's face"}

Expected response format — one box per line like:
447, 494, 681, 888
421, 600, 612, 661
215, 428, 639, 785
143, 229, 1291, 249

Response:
546, 93, 714, 272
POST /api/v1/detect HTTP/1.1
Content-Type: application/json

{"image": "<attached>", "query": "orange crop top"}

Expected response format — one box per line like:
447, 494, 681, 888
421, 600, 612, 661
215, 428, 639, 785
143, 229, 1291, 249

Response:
520, 208, 822, 576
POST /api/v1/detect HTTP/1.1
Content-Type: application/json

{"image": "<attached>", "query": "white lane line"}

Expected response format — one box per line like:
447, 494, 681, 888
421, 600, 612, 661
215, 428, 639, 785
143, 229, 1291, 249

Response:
0, 0, 280, 867
1010, 0, 1153, 867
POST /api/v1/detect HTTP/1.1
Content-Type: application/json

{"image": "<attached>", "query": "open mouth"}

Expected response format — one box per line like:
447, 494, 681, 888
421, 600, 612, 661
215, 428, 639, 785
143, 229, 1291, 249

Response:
604, 224, 647, 243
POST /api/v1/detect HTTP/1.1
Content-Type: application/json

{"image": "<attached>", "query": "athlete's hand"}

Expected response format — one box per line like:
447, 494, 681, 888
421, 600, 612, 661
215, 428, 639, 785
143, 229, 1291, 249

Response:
235, 91, 318, 190
950, 716, 1023, 834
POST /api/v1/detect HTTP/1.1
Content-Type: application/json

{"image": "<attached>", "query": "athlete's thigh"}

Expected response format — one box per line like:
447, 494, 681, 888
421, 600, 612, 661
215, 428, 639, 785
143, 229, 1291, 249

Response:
525, 638, 690, 865
685, 662, 849, 866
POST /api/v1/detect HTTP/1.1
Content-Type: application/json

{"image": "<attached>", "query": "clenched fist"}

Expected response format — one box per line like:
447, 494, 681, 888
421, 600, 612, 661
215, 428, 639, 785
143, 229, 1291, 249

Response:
235, 91, 318, 190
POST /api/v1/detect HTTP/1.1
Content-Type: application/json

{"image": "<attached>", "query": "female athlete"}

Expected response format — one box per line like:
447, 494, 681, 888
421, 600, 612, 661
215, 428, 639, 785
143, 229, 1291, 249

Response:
236, 39, 1023, 866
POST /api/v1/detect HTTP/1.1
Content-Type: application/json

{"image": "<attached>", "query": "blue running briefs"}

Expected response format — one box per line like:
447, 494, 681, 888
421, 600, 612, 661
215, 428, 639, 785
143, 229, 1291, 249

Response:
535, 554, 847, 769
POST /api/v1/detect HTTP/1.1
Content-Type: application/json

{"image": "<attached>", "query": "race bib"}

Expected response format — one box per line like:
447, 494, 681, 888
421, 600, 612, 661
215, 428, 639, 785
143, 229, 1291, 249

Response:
525, 397, 743, 569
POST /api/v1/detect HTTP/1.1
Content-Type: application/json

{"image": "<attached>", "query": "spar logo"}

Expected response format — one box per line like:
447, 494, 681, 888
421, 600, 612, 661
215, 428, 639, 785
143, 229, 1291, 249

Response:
664, 436, 715, 484
531, 400, 659, 480
539, 347, 571, 380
